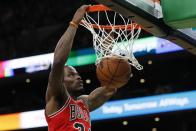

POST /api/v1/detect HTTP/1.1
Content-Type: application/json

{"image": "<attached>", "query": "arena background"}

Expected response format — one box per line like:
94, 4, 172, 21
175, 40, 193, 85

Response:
0, 0, 196, 131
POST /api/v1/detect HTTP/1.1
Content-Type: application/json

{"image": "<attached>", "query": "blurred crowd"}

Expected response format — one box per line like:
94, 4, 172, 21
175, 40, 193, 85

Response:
0, 0, 93, 60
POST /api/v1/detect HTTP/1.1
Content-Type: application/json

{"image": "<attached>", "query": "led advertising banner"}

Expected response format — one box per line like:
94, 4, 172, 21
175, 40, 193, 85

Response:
0, 36, 183, 78
0, 91, 195, 130
91, 90, 196, 120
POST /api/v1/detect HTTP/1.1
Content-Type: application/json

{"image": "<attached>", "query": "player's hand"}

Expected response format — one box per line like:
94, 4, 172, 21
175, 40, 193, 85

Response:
72, 5, 90, 25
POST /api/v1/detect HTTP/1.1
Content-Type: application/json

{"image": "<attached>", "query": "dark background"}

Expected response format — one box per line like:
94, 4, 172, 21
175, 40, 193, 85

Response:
0, 0, 195, 131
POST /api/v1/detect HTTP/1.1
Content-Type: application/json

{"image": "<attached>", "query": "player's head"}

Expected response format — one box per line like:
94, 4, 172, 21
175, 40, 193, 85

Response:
63, 66, 84, 94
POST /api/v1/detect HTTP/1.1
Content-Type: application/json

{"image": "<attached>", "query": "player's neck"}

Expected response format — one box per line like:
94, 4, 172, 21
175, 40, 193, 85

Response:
69, 92, 81, 100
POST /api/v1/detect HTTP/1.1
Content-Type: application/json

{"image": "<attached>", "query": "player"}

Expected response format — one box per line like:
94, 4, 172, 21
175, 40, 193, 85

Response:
45, 5, 129, 131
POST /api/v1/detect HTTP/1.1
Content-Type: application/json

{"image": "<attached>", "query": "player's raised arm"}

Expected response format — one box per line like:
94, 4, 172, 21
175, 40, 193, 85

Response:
79, 86, 117, 111
45, 5, 89, 102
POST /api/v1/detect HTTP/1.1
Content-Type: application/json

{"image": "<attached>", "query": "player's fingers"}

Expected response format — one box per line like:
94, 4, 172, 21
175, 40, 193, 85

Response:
81, 5, 90, 11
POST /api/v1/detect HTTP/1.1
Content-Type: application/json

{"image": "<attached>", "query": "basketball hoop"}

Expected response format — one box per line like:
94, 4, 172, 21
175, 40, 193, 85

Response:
80, 5, 143, 70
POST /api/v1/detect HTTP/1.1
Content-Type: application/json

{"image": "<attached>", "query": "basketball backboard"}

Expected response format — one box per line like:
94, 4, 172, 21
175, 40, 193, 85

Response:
94, 0, 196, 55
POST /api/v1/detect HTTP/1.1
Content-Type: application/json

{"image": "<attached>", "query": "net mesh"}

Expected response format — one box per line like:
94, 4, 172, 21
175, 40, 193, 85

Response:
80, 10, 143, 70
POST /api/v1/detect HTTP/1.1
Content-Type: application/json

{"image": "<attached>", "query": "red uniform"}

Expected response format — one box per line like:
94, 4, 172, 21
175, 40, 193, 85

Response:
45, 96, 91, 131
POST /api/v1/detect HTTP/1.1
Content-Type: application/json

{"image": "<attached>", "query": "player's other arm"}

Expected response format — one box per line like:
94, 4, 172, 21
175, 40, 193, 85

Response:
79, 86, 117, 112
45, 5, 89, 102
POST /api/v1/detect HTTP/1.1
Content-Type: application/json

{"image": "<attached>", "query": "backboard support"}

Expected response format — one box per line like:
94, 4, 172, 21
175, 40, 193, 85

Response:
94, 0, 196, 55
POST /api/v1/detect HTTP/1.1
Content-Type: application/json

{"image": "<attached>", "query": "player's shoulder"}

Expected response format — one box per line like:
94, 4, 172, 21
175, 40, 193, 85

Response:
77, 95, 89, 108
77, 95, 88, 103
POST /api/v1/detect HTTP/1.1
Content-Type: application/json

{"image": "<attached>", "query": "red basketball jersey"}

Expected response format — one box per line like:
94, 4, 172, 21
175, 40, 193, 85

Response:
45, 96, 91, 131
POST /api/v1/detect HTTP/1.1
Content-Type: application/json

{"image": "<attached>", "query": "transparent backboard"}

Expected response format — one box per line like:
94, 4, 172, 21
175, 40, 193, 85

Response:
95, 0, 196, 55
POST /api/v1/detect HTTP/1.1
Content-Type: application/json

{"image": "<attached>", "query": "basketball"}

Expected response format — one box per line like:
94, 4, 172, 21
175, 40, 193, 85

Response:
96, 56, 132, 88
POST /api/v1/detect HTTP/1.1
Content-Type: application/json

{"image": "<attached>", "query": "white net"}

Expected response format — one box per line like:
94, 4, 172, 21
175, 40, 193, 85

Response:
80, 10, 143, 70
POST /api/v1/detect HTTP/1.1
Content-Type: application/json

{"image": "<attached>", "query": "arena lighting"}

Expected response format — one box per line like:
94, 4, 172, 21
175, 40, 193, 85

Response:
0, 37, 183, 79
154, 117, 160, 122
25, 78, 30, 83
152, 128, 157, 131
0, 91, 196, 130
140, 78, 145, 83
122, 120, 128, 125
86, 79, 91, 84
148, 60, 153, 65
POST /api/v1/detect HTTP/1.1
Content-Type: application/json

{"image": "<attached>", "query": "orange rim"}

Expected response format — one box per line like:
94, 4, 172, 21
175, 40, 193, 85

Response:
80, 20, 141, 30
84, 5, 141, 30
87, 4, 112, 12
